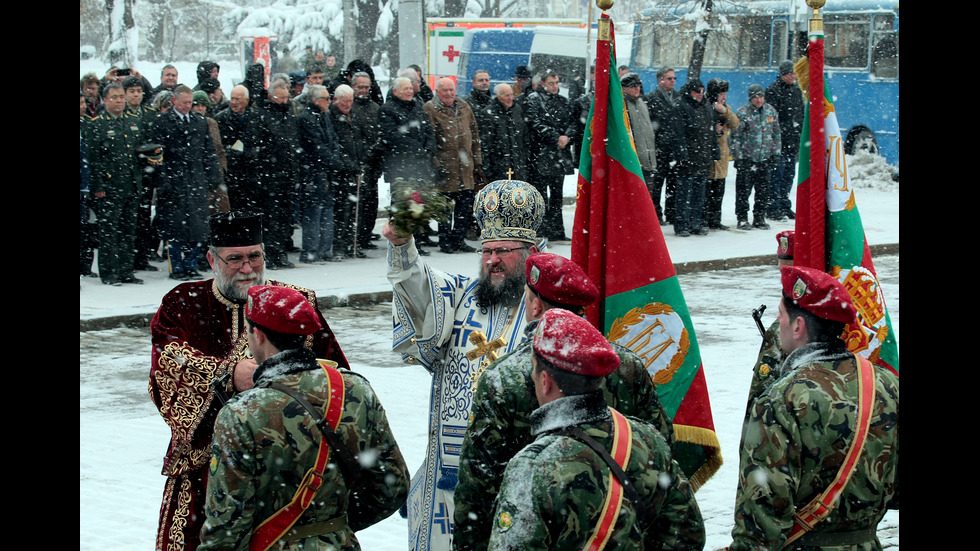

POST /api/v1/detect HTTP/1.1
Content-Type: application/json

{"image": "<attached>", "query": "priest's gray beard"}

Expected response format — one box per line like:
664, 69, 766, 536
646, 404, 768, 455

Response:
215, 268, 265, 302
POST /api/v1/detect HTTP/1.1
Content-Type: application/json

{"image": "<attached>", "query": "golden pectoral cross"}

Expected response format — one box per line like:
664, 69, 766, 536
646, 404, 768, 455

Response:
466, 331, 506, 389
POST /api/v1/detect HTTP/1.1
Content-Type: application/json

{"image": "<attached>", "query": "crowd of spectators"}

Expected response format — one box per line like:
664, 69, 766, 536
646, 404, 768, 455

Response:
80, 57, 803, 285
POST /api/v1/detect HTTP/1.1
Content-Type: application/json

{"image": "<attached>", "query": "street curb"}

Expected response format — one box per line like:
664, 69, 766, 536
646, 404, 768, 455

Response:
79, 243, 897, 332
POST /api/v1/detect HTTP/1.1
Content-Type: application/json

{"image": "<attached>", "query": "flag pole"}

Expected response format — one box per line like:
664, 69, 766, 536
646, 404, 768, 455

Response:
798, 0, 826, 271
584, 1, 615, 331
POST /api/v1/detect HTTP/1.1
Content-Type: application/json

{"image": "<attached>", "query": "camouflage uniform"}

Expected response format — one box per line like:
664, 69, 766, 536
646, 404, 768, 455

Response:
744, 319, 784, 420
454, 320, 675, 551
488, 390, 704, 550
200, 347, 409, 550
730, 341, 900, 550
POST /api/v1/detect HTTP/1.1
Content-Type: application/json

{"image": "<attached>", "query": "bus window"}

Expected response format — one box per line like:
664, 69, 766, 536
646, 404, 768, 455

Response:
871, 14, 898, 79
771, 19, 789, 67
824, 14, 871, 69
652, 20, 690, 68
736, 17, 773, 68
634, 20, 655, 68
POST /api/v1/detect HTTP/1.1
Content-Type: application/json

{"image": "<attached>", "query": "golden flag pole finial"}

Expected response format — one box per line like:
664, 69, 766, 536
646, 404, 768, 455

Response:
807, 0, 825, 31
596, 0, 614, 11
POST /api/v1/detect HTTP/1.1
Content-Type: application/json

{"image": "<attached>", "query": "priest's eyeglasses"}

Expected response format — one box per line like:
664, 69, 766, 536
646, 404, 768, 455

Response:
479, 246, 527, 257
215, 252, 265, 269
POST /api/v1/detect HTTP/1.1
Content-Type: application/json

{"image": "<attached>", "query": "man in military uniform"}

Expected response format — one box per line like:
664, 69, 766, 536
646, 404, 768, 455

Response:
729, 266, 899, 550
84, 82, 144, 286
745, 229, 794, 417
150, 212, 349, 551
488, 308, 705, 550
453, 252, 675, 551
199, 285, 409, 550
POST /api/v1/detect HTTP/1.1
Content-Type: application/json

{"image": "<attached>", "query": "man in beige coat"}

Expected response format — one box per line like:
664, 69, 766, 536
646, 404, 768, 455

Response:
705, 78, 739, 231
423, 77, 483, 254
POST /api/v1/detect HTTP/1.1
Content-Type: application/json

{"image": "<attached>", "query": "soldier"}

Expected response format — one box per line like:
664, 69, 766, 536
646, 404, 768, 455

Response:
453, 252, 675, 551
84, 82, 144, 286
199, 285, 409, 550
488, 308, 705, 551
728, 266, 899, 550
745, 230, 794, 418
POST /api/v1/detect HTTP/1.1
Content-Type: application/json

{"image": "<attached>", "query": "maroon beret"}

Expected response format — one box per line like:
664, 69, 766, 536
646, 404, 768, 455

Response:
533, 309, 620, 376
525, 253, 599, 307
781, 266, 856, 324
246, 285, 322, 335
776, 230, 794, 260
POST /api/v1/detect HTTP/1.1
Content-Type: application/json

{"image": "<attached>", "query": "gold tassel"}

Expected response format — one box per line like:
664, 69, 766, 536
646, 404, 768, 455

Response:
794, 56, 809, 98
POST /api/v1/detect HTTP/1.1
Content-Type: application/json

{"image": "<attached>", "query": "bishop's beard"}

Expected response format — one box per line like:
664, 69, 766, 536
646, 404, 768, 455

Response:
475, 264, 525, 309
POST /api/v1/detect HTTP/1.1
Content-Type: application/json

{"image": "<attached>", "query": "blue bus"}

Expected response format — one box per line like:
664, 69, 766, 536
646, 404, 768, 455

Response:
629, 0, 899, 166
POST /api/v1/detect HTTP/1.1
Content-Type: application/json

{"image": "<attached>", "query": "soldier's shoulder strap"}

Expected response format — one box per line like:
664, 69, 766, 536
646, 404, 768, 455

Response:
783, 355, 876, 548
557, 407, 640, 551
250, 359, 357, 551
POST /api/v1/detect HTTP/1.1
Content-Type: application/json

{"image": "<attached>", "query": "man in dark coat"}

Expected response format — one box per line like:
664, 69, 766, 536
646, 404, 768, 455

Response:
245, 80, 303, 269
643, 66, 681, 225
150, 85, 222, 280
350, 72, 381, 249
524, 70, 574, 241
378, 77, 436, 187
766, 60, 804, 221
463, 69, 493, 112
298, 84, 343, 263
378, 76, 438, 253
351, 72, 383, 249
670, 78, 718, 237
480, 83, 530, 183
330, 84, 367, 259
214, 85, 255, 211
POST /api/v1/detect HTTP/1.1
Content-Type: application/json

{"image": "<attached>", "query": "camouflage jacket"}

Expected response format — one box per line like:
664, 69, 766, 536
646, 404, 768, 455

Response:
730, 341, 900, 551
199, 348, 409, 551
744, 319, 785, 422
453, 320, 675, 551
488, 391, 704, 551
731, 101, 781, 162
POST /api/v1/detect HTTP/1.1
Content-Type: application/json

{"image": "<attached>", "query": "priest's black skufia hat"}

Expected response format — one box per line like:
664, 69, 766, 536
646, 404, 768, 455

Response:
209, 211, 263, 247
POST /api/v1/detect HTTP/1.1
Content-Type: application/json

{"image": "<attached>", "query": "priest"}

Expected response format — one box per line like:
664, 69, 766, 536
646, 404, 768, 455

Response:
382, 179, 545, 551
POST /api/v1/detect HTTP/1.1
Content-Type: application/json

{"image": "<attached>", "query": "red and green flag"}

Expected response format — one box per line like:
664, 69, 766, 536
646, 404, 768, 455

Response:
795, 27, 899, 374
571, 12, 721, 489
